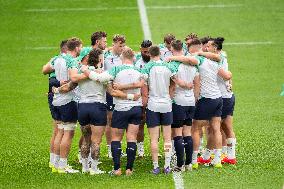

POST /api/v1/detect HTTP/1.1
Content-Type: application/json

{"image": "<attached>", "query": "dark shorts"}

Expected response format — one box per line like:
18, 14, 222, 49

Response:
146, 108, 173, 128
106, 92, 115, 111
112, 106, 142, 129
53, 101, 78, 123
194, 97, 223, 120
172, 103, 195, 128
221, 94, 235, 119
78, 102, 107, 126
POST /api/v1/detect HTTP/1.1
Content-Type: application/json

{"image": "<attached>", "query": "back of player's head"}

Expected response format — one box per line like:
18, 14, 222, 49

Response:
91, 31, 107, 46
141, 40, 152, 48
185, 33, 198, 41
88, 48, 103, 67
113, 34, 126, 44
60, 40, 68, 49
188, 38, 201, 47
66, 37, 82, 51
149, 46, 160, 57
171, 40, 183, 51
164, 34, 176, 44
60, 39, 68, 53
200, 36, 212, 45
212, 37, 225, 50
122, 47, 134, 60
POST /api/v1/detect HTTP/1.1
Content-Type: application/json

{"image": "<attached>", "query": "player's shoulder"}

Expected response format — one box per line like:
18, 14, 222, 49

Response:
158, 43, 166, 49
104, 50, 113, 58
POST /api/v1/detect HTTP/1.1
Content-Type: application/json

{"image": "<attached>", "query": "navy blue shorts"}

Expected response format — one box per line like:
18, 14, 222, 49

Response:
221, 94, 235, 119
146, 109, 173, 128
194, 97, 223, 120
106, 92, 115, 111
78, 102, 107, 126
48, 93, 59, 120
53, 101, 78, 123
172, 103, 195, 128
112, 106, 142, 129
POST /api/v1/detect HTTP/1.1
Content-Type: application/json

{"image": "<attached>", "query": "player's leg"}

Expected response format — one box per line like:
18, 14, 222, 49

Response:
110, 110, 126, 176
125, 106, 142, 175
88, 102, 107, 174
106, 92, 114, 158
125, 124, 139, 175
90, 125, 105, 174
58, 101, 78, 173
49, 120, 58, 168
209, 116, 222, 167
80, 125, 91, 173
161, 112, 173, 174
53, 121, 63, 172
137, 108, 146, 157
221, 95, 236, 164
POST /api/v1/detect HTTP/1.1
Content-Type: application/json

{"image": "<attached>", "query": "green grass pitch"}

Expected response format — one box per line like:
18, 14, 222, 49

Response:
0, 0, 283, 188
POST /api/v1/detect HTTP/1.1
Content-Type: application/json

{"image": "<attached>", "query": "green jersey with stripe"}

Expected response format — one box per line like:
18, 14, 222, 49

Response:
169, 61, 199, 106
89, 64, 143, 111
108, 64, 143, 111
103, 50, 122, 71
141, 60, 177, 113
196, 56, 222, 99
51, 53, 75, 106
217, 51, 233, 98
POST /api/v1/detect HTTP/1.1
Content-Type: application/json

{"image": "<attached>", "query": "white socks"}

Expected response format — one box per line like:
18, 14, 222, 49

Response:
58, 158, 67, 169
153, 161, 159, 169
212, 149, 222, 164
222, 146, 228, 155
227, 138, 236, 159
202, 148, 212, 160
91, 158, 99, 171
164, 143, 172, 168
82, 158, 89, 171
192, 151, 199, 164
50, 153, 55, 164
54, 154, 60, 168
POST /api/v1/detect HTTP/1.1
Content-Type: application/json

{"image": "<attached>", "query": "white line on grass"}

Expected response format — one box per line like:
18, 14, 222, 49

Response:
224, 41, 273, 46
26, 42, 275, 50
147, 4, 243, 9
25, 4, 242, 12
137, 0, 152, 40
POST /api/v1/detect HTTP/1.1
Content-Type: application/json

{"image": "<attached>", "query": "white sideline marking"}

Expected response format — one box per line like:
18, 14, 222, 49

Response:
26, 42, 274, 50
172, 171, 185, 189
25, 7, 137, 12
137, 0, 152, 40
147, 4, 243, 9
225, 41, 273, 46
25, 4, 242, 12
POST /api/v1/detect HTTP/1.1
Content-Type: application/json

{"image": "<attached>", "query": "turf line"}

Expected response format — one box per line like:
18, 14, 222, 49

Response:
25, 4, 243, 12
137, 0, 152, 40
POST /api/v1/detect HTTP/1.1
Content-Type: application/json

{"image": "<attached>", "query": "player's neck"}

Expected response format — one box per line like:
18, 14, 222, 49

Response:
111, 49, 120, 56
172, 51, 183, 56
123, 59, 133, 65
151, 56, 160, 61
67, 51, 77, 58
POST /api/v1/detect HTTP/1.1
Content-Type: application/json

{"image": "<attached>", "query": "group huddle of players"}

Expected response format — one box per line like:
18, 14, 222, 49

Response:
42, 31, 236, 175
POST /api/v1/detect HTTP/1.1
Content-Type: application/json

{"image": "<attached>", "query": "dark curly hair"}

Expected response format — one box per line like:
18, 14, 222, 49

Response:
88, 49, 103, 68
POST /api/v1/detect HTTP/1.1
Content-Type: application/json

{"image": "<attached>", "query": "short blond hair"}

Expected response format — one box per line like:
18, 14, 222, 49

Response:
122, 47, 134, 60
